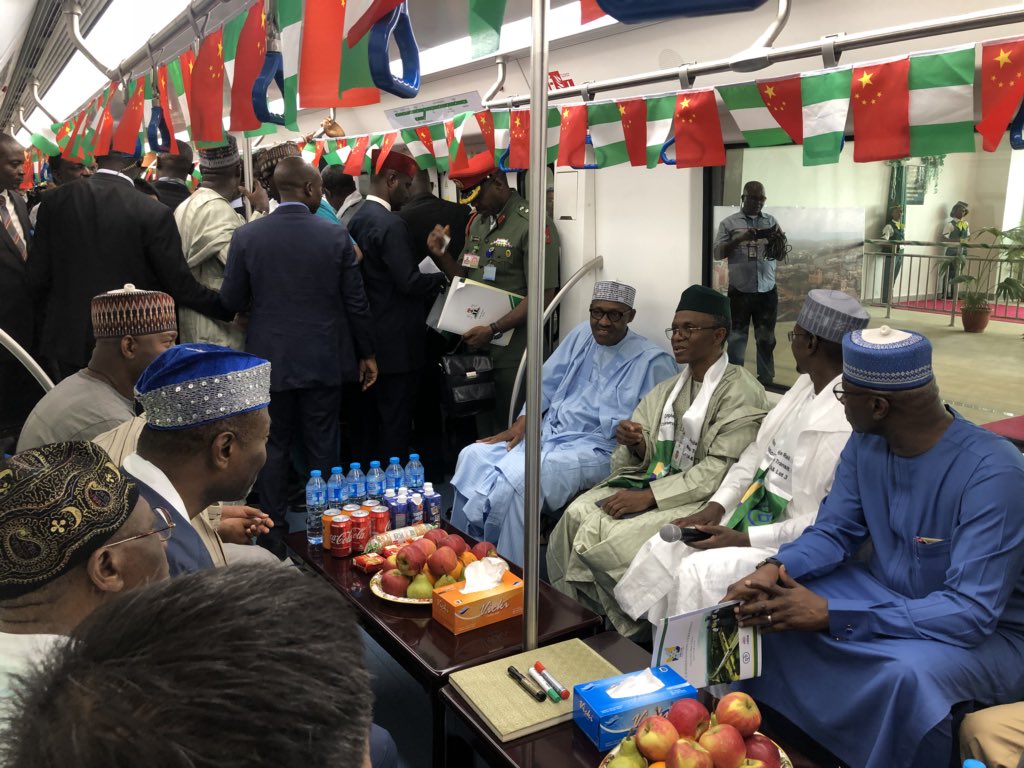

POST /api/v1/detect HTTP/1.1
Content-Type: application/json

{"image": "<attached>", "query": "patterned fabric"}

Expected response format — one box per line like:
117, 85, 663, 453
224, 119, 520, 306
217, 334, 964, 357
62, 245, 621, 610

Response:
0, 442, 138, 598
0, 193, 26, 261
842, 326, 933, 391
253, 142, 301, 189
592, 280, 636, 308
135, 343, 271, 430
796, 289, 870, 343
198, 134, 240, 171
90, 284, 177, 339
676, 284, 731, 324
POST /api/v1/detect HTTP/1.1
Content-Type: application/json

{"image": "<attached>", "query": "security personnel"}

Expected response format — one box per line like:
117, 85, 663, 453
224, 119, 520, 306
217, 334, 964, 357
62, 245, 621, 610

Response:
428, 152, 560, 437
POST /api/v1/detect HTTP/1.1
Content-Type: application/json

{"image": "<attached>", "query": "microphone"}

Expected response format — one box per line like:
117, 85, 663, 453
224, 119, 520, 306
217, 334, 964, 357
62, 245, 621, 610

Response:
660, 524, 713, 544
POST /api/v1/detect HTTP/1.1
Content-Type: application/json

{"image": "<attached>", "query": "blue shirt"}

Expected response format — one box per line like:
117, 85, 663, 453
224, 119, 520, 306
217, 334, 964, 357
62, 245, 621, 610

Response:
316, 197, 341, 224
714, 210, 779, 293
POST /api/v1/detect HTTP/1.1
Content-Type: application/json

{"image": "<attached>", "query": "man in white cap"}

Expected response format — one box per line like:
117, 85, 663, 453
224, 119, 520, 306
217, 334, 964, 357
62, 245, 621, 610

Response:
724, 327, 1024, 768
613, 289, 869, 638
450, 280, 676, 566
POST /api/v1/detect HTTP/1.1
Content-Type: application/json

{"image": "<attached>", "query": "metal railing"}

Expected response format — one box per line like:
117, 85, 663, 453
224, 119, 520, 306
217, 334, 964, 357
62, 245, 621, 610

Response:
0, 328, 55, 394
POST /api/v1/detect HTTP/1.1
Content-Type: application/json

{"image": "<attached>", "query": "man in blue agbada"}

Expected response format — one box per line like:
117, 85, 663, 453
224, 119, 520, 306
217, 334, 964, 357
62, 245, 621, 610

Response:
449, 280, 677, 566
725, 326, 1024, 768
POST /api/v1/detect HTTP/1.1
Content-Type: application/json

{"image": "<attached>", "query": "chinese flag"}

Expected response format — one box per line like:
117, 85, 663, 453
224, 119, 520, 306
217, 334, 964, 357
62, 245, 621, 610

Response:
343, 135, 370, 175
414, 125, 435, 159
93, 106, 114, 157
444, 118, 469, 172
977, 38, 1024, 152
191, 30, 225, 142
673, 89, 725, 168
374, 131, 398, 172
20, 150, 32, 190
581, 0, 606, 24
557, 105, 587, 168
509, 108, 530, 168
758, 75, 803, 143
619, 98, 647, 167
851, 58, 910, 162
476, 110, 495, 157
112, 80, 147, 154
156, 65, 178, 153
230, 0, 267, 131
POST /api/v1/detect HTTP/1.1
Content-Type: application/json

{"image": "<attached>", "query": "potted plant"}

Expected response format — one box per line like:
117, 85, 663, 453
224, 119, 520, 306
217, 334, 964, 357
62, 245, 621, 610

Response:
939, 225, 1024, 333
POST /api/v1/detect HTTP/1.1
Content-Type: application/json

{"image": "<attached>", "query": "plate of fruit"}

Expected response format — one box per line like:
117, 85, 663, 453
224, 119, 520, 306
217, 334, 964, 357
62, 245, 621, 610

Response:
370, 530, 501, 604
598, 693, 791, 768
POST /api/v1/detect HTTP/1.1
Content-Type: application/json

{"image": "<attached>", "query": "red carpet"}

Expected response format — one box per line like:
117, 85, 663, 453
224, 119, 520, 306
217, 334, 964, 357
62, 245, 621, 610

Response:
895, 299, 1024, 324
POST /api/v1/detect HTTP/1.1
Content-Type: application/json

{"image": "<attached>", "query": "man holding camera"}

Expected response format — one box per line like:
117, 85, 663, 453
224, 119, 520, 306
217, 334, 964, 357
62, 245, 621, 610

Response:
713, 180, 785, 388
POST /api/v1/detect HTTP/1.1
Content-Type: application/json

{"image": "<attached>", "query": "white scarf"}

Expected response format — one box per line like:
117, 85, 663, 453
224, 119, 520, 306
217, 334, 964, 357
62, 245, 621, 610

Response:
663, 353, 729, 472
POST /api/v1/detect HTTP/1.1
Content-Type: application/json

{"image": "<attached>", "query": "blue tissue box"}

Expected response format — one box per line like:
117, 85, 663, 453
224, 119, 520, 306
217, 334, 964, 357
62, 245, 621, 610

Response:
572, 666, 698, 751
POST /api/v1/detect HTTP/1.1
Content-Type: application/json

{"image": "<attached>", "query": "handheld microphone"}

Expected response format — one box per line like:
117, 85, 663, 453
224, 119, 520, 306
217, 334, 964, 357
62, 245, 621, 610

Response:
659, 524, 713, 544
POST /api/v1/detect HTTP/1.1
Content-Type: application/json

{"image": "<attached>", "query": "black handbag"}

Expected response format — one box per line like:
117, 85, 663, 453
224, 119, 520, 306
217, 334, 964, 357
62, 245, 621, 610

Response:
440, 350, 495, 417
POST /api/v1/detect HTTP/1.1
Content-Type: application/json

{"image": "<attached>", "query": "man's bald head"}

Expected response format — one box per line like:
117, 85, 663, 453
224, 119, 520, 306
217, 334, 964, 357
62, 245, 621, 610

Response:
274, 157, 322, 213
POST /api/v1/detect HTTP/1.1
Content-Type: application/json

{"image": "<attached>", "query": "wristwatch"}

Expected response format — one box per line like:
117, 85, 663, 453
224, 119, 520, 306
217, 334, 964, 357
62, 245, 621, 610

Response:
489, 322, 504, 340
755, 557, 783, 570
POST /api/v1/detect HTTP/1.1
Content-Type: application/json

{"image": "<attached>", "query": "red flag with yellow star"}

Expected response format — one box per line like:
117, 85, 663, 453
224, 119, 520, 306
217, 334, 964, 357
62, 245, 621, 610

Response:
673, 89, 725, 168
230, 0, 267, 132
343, 135, 370, 175
373, 131, 399, 172
191, 30, 226, 142
475, 110, 496, 157
509, 109, 530, 168
156, 65, 179, 154
977, 37, 1024, 152
851, 58, 910, 162
112, 80, 147, 154
581, 0, 606, 24
758, 75, 802, 143
557, 105, 587, 167
618, 98, 647, 166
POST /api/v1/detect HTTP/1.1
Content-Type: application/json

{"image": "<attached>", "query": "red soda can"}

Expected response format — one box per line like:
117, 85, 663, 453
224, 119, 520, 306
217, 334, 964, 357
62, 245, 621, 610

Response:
369, 505, 390, 534
329, 515, 352, 558
342, 504, 361, 516
361, 499, 380, 512
350, 510, 372, 553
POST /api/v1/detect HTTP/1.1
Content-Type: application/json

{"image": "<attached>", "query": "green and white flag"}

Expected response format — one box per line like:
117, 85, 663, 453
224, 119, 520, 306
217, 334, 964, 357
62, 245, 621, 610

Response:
908, 45, 976, 157
801, 67, 852, 166
426, 123, 449, 172
400, 127, 436, 169
645, 93, 676, 168
492, 109, 511, 166
718, 82, 792, 147
30, 122, 62, 156
587, 100, 629, 168
277, 0, 302, 130
166, 56, 192, 138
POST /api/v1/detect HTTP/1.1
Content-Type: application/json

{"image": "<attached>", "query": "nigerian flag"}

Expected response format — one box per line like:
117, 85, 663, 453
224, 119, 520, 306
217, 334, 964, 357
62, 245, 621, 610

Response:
909, 46, 976, 156
645, 93, 676, 168
718, 82, 791, 147
492, 109, 510, 166
401, 126, 436, 169
587, 101, 628, 167
801, 67, 852, 166
277, 0, 302, 130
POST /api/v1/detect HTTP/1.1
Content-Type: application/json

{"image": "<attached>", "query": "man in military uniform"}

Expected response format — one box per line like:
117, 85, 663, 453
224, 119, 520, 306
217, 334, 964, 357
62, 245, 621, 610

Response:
428, 153, 560, 436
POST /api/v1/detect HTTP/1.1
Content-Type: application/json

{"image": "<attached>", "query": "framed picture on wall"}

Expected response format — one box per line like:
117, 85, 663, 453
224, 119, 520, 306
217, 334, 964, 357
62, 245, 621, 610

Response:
905, 164, 928, 205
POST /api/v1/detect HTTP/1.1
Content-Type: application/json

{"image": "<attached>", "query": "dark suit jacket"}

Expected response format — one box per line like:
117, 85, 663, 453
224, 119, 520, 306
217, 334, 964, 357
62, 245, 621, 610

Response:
221, 203, 375, 391
348, 199, 446, 374
128, 474, 214, 576
152, 178, 192, 211
398, 193, 471, 264
29, 172, 231, 369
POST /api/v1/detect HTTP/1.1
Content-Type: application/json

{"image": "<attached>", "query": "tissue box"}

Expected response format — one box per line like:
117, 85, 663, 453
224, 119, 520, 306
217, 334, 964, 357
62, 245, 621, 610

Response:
431, 570, 524, 635
573, 666, 698, 751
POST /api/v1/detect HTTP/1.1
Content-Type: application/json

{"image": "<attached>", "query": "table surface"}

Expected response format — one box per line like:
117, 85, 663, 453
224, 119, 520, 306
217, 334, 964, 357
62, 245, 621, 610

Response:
442, 631, 651, 768
285, 531, 602, 688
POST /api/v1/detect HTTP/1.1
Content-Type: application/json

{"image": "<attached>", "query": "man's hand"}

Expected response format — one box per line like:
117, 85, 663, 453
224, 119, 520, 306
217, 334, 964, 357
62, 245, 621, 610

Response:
722, 563, 781, 606
670, 501, 725, 529
600, 489, 656, 519
732, 566, 829, 633
732, 227, 757, 244
359, 357, 378, 391
463, 325, 494, 349
614, 420, 644, 447
321, 117, 345, 137
479, 415, 526, 450
218, 505, 274, 543
239, 182, 270, 214
427, 224, 451, 258
686, 524, 750, 550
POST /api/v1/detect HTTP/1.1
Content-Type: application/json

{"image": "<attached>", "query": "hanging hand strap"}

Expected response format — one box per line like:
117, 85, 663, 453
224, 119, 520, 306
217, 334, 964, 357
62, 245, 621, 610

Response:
368, 2, 421, 98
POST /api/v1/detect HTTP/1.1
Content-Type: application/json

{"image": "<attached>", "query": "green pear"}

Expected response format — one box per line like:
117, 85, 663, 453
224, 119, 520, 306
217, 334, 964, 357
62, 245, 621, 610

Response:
434, 574, 458, 588
610, 736, 647, 768
406, 573, 434, 600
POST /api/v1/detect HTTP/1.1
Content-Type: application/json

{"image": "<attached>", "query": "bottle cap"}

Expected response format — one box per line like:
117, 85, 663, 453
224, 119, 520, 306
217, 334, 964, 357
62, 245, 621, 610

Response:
310, 470, 322, 477
384, 488, 396, 497
350, 462, 361, 469
409, 453, 420, 461
370, 460, 381, 468
331, 466, 342, 474
423, 482, 433, 491
389, 457, 400, 464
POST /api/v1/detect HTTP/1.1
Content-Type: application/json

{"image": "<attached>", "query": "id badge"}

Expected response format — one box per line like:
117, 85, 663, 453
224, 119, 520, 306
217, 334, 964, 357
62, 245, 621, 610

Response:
462, 253, 480, 269
482, 264, 497, 282
747, 242, 758, 261
671, 434, 696, 471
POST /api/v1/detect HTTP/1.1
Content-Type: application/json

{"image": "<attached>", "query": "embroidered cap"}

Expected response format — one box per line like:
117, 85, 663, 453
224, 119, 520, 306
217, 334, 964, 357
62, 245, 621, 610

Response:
135, 343, 271, 430
842, 326, 933, 391
0, 442, 139, 599
676, 285, 731, 326
592, 280, 636, 308
796, 289, 870, 343
253, 142, 301, 188
198, 134, 240, 171
91, 284, 177, 339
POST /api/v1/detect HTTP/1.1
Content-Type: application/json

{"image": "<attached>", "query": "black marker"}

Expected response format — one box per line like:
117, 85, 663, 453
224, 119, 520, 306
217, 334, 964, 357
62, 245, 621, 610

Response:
508, 665, 545, 702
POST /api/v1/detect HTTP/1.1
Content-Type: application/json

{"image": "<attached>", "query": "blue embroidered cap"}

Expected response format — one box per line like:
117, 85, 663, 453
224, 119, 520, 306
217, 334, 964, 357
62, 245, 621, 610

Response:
135, 343, 271, 430
842, 326, 933, 391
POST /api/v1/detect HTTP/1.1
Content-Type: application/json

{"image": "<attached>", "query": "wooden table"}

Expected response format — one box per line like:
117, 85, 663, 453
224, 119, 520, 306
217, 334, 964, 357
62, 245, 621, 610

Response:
285, 531, 602, 768
441, 631, 650, 768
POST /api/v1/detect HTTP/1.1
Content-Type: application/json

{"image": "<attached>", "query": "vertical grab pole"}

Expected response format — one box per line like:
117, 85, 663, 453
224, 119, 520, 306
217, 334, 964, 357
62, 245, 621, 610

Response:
243, 136, 254, 219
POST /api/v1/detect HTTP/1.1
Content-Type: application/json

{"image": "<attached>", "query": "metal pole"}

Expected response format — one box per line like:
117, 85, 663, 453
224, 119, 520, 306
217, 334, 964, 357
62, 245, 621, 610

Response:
0, 329, 54, 394
243, 136, 254, 219
522, 0, 550, 653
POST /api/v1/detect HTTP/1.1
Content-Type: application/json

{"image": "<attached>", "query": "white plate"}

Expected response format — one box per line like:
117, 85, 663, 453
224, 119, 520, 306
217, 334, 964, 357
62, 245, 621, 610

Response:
369, 571, 433, 605
597, 731, 793, 768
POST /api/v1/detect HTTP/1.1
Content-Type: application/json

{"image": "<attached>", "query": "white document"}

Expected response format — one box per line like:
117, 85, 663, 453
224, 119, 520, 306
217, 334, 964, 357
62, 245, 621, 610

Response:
418, 256, 442, 275
434, 277, 523, 347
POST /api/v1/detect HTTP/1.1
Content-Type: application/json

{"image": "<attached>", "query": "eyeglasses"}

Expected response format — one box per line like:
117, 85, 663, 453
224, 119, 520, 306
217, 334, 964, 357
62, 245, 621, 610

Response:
665, 325, 718, 340
787, 331, 812, 342
590, 308, 627, 323
104, 507, 176, 548
832, 384, 883, 404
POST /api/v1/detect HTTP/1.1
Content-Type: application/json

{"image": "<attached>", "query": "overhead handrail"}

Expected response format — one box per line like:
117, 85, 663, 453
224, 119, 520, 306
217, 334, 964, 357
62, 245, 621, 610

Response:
0, 328, 54, 396
483, 56, 507, 102
62, 1, 116, 79
30, 81, 58, 124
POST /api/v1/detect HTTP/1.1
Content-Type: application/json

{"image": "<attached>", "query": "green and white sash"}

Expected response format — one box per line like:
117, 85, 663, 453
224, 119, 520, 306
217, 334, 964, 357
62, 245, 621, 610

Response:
724, 425, 798, 532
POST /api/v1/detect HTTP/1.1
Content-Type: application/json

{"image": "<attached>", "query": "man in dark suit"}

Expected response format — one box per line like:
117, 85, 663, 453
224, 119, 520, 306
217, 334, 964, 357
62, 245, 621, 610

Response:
348, 151, 447, 461
221, 157, 377, 537
29, 147, 233, 379
151, 143, 194, 211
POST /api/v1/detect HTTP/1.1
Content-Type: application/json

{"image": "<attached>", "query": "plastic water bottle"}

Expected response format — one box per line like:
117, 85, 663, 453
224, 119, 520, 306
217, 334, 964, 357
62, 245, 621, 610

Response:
385, 457, 404, 492
422, 482, 442, 526
405, 453, 425, 490
366, 460, 386, 498
305, 470, 327, 545
327, 466, 347, 508
347, 462, 366, 503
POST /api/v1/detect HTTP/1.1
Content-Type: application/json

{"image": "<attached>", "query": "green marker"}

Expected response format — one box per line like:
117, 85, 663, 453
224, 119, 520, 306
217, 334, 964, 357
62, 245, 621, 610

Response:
528, 666, 560, 702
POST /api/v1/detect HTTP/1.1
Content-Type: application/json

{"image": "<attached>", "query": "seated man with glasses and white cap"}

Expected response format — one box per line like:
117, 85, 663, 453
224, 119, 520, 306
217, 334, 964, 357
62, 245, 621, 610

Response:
450, 280, 677, 566
724, 327, 1024, 768
614, 289, 869, 638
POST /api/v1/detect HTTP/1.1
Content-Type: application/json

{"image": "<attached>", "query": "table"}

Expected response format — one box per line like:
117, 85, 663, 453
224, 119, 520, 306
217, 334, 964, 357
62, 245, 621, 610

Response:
442, 632, 650, 768
285, 531, 602, 768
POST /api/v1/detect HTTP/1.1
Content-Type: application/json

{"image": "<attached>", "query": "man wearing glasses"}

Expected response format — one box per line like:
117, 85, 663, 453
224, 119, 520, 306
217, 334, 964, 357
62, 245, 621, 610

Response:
549, 285, 767, 622
449, 281, 676, 566
0, 441, 171, 713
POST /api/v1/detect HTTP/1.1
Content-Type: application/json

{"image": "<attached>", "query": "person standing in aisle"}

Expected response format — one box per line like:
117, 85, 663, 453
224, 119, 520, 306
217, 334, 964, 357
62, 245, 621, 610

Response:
151, 143, 194, 211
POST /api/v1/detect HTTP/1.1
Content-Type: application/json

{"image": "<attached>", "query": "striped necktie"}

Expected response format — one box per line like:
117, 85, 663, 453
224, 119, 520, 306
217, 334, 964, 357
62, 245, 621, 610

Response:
0, 193, 26, 261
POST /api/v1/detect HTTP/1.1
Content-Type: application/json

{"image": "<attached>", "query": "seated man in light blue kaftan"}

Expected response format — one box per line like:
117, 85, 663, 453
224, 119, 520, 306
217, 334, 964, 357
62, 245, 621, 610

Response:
449, 280, 677, 566
724, 326, 1024, 768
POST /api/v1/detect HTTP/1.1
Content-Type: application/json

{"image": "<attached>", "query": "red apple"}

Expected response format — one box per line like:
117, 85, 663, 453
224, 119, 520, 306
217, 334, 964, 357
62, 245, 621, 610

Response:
666, 738, 714, 768
699, 724, 746, 768
395, 544, 426, 577
471, 541, 498, 560
379, 569, 410, 597
423, 528, 448, 544
740, 761, 767, 768
411, 538, 437, 557
715, 692, 761, 738
427, 546, 459, 578
668, 697, 712, 740
439, 533, 468, 556
635, 715, 679, 761
743, 734, 780, 768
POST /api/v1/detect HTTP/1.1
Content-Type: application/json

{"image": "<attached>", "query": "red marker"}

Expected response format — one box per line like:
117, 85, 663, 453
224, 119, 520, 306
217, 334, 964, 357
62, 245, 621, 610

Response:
533, 661, 569, 700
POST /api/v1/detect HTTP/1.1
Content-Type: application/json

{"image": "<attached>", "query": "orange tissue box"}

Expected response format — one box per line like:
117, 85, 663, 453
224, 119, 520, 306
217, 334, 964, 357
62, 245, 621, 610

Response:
431, 570, 524, 635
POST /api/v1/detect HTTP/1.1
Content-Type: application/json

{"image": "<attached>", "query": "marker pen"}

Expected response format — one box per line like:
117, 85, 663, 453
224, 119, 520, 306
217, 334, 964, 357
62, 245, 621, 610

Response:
507, 665, 545, 702
533, 661, 569, 700
528, 666, 561, 703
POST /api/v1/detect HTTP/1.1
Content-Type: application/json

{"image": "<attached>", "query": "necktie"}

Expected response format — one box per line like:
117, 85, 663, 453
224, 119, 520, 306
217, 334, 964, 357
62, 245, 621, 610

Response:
0, 193, 27, 261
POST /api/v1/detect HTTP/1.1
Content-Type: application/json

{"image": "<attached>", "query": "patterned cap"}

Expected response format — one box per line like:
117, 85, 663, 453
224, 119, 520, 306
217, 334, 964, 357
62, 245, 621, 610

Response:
676, 285, 731, 325
253, 142, 301, 187
135, 343, 271, 430
198, 134, 240, 171
592, 280, 636, 308
91, 284, 177, 339
0, 442, 139, 599
796, 290, 870, 343
842, 326, 933, 391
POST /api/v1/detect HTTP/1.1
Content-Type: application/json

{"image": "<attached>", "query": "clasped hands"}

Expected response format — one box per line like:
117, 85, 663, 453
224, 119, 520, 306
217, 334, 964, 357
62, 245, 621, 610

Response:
217, 505, 274, 544
722, 563, 830, 633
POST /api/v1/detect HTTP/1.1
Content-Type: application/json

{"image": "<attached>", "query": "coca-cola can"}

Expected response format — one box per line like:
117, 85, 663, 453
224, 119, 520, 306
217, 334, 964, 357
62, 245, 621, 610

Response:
350, 510, 372, 553
342, 504, 362, 516
329, 515, 352, 558
369, 505, 390, 534
361, 499, 380, 512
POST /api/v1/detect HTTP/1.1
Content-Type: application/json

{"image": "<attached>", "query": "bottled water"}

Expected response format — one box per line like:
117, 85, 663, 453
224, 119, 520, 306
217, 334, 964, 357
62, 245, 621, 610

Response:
422, 482, 442, 526
305, 470, 327, 545
347, 462, 366, 503
366, 460, 385, 498
327, 466, 347, 507
405, 453, 425, 490
384, 457, 404, 492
